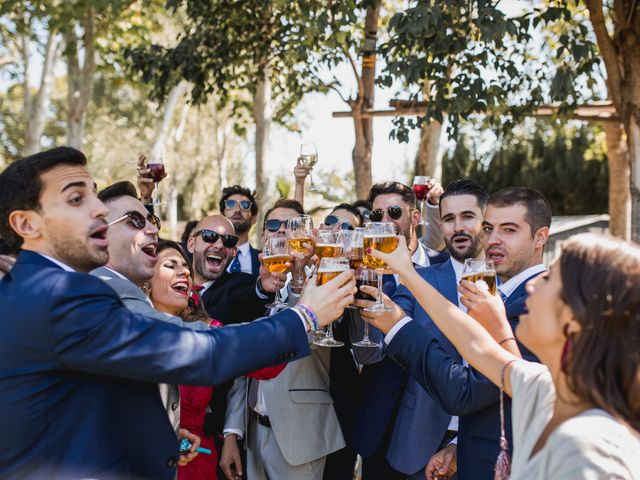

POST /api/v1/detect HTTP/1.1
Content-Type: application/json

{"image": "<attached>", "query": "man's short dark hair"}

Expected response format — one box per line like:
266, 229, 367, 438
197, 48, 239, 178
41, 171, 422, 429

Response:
440, 179, 489, 210
488, 186, 552, 235
368, 181, 417, 208
352, 199, 372, 211
0, 147, 87, 253
98, 181, 138, 204
263, 199, 305, 227
181, 220, 198, 245
220, 185, 258, 217
331, 203, 364, 226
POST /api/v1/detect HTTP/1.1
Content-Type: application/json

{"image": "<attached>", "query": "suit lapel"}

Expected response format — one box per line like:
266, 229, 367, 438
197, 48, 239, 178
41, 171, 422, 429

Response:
432, 260, 458, 306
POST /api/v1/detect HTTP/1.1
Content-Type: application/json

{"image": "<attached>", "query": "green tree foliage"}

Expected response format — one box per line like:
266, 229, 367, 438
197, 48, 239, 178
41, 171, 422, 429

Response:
443, 120, 609, 215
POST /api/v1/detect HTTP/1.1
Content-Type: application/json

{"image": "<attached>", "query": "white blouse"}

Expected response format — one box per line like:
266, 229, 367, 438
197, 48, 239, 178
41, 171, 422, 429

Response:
509, 360, 640, 479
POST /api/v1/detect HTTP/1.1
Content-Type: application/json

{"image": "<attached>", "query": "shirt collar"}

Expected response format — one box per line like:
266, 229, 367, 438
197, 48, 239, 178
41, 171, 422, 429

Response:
498, 263, 546, 299
199, 280, 215, 295
411, 242, 428, 268
38, 253, 75, 272
450, 257, 464, 283
236, 241, 251, 256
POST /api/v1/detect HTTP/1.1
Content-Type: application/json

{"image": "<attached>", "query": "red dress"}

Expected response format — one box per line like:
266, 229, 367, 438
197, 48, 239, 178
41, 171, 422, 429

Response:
177, 320, 286, 480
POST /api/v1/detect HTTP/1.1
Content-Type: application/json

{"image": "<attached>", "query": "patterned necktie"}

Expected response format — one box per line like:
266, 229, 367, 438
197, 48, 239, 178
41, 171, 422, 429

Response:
499, 289, 508, 303
228, 251, 241, 273
191, 284, 205, 306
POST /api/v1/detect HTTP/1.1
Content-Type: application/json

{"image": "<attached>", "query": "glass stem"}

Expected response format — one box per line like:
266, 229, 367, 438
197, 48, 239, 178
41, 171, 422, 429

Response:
154, 182, 160, 205
362, 318, 370, 342
309, 170, 316, 188
376, 269, 384, 307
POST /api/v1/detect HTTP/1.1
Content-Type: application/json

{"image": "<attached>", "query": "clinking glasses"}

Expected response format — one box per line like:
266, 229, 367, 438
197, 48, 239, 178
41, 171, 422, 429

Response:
368, 205, 404, 222
323, 215, 355, 230
108, 210, 161, 230
224, 199, 252, 211
192, 229, 239, 248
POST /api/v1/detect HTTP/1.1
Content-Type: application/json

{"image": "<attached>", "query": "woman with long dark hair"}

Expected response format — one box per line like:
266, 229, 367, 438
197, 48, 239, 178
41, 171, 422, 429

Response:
364, 233, 640, 478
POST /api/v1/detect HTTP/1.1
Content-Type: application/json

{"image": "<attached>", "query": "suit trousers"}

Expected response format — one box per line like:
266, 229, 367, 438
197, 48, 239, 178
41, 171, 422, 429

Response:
247, 417, 326, 480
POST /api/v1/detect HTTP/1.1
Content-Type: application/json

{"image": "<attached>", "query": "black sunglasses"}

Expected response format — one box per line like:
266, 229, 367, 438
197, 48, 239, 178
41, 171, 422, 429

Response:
368, 205, 404, 222
109, 210, 161, 230
192, 229, 239, 248
264, 219, 288, 233
324, 215, 354, 230
224, 199, 252, 211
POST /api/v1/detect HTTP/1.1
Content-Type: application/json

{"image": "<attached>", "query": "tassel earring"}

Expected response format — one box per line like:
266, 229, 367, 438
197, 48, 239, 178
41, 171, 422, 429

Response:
560, 323, 573, 374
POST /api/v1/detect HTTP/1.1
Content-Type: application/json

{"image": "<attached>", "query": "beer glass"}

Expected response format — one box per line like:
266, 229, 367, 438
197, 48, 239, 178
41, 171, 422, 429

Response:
412, 175, 433, 226
353, 267, 379, 347
363, 222, 398, 312
286, 215, 314, 293
315, 229, 341, 262
263, 236, 293, 309
300, 143, 319, 191
313, 257, 349, 347
338, 227, 365, 270
461, 259, 497, 295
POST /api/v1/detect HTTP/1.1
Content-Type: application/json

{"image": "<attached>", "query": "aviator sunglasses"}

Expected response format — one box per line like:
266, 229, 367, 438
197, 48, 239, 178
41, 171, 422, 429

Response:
192, 229, 239, 248
323, 215, 355, 230
224, 199, 252, 211
368, 205, 404, 222
108, 210, 161, 230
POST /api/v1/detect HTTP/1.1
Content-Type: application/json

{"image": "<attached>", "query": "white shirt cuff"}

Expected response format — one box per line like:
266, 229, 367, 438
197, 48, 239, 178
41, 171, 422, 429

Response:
427, 201, 439, 208
384, 316, 412, 345
223, 428, 244, 440
448, 436, 458, 446
255, 283, 269, 299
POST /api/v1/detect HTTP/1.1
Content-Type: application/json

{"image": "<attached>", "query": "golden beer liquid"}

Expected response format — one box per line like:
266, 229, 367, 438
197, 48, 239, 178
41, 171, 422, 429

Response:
288, 237, 313, 255
316, 243, 339, 260
350, 257, 363, 270
317, 270, 344, 286
263, 254, 293, 274
461, 272, 497, 295
363, 236, 399, 269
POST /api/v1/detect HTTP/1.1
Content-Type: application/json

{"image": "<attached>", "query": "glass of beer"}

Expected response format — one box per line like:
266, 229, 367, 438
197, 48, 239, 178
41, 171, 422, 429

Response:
315, 229, 342, 263
338, 227, 365, 270
461, 259, 497, 295
353, 267, 379, 347
286, 215, 314, 255
313, 257, 349, 347
263, 236, 293, 309
363, 222, 398, 312
412, 175, 433, 226
300, 143, 319, 191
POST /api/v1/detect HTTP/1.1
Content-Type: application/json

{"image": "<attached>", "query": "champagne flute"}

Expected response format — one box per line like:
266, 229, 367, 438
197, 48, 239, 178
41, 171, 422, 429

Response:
300, 143, 319, 192
362, 222, 399, 312
286, 215, 315, 292
412, 176, 433, 226
353, 267, 380, 347
313, 257, 349, 347
461, 259, 497, 295
263, 236, 293, 309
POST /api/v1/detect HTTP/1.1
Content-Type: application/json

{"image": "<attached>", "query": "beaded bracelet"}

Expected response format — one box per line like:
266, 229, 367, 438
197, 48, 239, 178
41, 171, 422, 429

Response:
292, 307, 314, 332
297, 303, 319, 331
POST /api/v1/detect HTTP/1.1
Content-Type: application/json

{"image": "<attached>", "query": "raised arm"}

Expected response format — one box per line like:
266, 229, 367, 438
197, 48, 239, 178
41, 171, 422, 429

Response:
293, 158, 311, 207
365, 237, 518, 396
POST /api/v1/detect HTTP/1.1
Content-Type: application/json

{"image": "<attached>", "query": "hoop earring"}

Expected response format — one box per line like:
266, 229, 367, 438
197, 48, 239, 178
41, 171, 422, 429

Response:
560, 323, 573, 374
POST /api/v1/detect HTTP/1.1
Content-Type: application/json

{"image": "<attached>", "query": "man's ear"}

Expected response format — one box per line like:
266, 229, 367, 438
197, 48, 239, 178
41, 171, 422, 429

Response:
534, 226, 550, 250
187, 236, 195, 254
8, 210, 42, 243
410, 208, 421, 228
250, 215, 258, 227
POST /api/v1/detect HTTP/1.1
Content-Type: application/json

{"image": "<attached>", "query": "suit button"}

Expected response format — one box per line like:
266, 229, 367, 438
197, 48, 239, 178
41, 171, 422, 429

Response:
167, 458, 178, 469
171, 401, 179, 411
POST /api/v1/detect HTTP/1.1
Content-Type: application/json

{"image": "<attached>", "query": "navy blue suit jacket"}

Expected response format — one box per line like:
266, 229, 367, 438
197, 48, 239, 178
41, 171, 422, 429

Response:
385, 271, 542, 479
352, 248, 449, 473
0, 251, 310, 479
249, 245, 261, 277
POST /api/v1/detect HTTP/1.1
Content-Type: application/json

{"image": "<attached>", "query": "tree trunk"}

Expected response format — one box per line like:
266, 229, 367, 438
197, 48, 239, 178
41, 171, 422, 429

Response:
351, 1, 380, 200
253, 66, 272, 203
629, 116, 640, 241
414, 119, 443, 180
64, 8, 96, 149
24, 30, 61, 155
603, 121, 631, 239
149, 81, 187, 164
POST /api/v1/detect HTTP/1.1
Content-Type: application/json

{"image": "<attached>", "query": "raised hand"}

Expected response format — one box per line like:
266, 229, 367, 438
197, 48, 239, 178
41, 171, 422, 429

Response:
366, 235, 413, 277
135, 154, 154, 204
299, 269, 356, 327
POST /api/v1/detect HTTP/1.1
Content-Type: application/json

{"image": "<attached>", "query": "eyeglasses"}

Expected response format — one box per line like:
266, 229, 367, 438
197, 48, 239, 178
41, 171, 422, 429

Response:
323, 215, 355, 231
368, 205, 404, 222
264, 219, 288, 233
192, 229, 239, 248
224, 199, 252, 211
108, 211, 161, 230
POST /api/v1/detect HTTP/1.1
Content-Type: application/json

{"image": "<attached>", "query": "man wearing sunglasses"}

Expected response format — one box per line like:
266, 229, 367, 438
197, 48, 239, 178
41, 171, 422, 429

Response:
220, 185, 261, 277
321, 203, 363, 231
188, 214, 283, 326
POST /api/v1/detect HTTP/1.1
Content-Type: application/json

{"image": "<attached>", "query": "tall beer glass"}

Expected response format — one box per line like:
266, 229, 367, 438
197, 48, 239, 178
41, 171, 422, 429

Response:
461, 259, 497, 295
263, 236, 293, 309
286, 215, 314, 293
362, 222, 398, 312
314, 257, 349, 347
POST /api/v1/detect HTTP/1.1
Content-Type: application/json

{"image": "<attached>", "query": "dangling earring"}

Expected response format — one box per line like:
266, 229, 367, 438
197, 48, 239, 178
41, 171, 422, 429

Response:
561, 323, 573, 374
141, 282, 151, 297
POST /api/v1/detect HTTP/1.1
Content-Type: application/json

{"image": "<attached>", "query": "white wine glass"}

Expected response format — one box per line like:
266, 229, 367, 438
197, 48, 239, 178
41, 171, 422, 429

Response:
300, 143, 319, 192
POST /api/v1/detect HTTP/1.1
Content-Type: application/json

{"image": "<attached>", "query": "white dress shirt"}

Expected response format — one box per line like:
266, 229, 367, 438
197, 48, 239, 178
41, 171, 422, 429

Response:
227, 241, 254, 275
497, 263, 546, 299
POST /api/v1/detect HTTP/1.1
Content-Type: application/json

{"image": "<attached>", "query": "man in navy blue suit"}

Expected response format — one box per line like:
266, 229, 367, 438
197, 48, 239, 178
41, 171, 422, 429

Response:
0, 147, 356, 479
353, 180, 486, 479
220, 185, 262, 277
350, 181, 449, 480
366, 187, 551, 480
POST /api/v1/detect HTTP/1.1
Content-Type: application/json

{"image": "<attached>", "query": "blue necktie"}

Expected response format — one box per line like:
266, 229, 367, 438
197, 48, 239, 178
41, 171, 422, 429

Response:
499, 289, 508, 303
229, 251, 241, 273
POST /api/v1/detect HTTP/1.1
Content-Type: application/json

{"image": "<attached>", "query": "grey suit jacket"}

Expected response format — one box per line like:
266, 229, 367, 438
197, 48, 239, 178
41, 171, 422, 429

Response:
225, 290, 345, 466
91, 266, 208, 435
